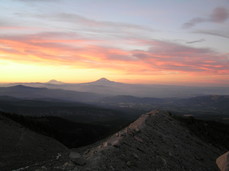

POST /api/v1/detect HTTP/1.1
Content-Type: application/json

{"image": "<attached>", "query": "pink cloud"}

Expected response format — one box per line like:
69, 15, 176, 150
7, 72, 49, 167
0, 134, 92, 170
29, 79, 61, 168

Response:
0, 32, 228, 75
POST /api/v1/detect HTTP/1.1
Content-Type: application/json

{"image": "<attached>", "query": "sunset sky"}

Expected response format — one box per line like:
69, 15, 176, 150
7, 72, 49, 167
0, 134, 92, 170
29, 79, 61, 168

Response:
0, 0, 228, 86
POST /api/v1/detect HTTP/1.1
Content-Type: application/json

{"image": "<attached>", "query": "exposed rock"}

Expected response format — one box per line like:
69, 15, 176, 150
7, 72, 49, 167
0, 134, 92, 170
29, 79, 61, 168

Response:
69, 152, 81, 159
126, 160, 133, 167
34, 166, 47, 171
56, 153, 62, 160
216, 151, 229, 171
69, 152, 86, 166
72, 167, 79, 171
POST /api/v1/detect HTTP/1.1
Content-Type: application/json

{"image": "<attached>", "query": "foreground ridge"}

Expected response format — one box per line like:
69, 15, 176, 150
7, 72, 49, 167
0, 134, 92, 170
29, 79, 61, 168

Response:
7, 110, 228, 170
70, 110, 224, 171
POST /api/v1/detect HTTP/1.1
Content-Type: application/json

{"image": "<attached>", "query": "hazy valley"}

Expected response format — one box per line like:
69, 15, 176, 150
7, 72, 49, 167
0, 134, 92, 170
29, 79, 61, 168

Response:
1, 78, 228, 98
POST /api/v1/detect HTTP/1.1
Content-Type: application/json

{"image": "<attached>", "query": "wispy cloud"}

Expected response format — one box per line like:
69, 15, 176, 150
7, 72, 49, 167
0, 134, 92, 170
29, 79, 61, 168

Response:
183, 7, 229, 29
183, 18, 207, 29
186, 39, 205, 44
193, 30, 229, 39
33, 13, 155, 36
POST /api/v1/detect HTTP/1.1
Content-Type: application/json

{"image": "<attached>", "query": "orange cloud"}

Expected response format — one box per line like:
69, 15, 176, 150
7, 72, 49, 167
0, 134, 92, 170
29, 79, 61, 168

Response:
0, 32, 228, 80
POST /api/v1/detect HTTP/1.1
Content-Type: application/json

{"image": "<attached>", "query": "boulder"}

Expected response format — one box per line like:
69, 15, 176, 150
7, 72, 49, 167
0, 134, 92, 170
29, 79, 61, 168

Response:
69, 152, 86, 166
216, 151, 229, 171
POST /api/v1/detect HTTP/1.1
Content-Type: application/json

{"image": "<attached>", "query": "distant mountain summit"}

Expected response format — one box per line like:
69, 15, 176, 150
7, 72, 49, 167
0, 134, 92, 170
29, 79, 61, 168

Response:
10, 85, 39, 90
11, 85, 29, 89
91, 78, 116, 85
47, 79, 64, 85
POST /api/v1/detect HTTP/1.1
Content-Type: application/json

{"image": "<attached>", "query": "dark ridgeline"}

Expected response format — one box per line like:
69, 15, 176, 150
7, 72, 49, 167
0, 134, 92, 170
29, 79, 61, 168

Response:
1, 111, 130, 148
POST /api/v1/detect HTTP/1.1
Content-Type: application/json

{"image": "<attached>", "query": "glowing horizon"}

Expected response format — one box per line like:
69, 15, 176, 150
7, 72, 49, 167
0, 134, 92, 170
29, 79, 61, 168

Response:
0, 0, 228, 86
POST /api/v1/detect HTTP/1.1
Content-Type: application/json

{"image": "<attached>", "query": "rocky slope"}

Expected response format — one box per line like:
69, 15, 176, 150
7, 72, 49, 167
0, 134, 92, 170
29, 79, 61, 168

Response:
69, 110, 227, 171
1, 110, 228, 170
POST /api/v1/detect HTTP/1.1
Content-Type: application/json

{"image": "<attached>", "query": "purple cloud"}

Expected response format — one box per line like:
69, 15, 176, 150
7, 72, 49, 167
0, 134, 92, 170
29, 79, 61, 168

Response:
183, 7, 229, 29
210, 7, 229, 23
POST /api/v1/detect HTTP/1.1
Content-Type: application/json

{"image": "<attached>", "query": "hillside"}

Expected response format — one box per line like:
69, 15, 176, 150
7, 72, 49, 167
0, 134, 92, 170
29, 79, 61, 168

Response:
0, 112, 69, 171
67, 111, 228, 171
1, 112, 130, 148
0, 96, 136, 124
98, 95, 229, 123
0, 85, 103, 103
